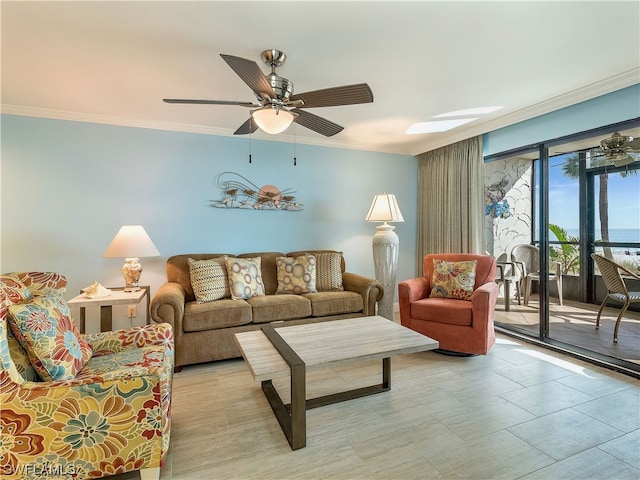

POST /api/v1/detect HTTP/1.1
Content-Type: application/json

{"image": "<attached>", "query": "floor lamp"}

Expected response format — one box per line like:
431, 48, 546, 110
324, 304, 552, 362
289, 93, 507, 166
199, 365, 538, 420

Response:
365, 193, 404, 320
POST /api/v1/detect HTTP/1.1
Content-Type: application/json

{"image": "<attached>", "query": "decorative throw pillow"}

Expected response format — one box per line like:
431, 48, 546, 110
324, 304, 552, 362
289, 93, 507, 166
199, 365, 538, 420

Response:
225, 257, 266, 300
8, 293, 92, 381
188, 256, 230, 303
276, 255, 317, 294
315, 252, 344, 292
430, 259, 477, 301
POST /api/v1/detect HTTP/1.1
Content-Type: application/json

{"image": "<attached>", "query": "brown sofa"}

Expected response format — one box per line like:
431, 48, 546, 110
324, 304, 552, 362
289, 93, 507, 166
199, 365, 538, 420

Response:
150, 250, 383, 369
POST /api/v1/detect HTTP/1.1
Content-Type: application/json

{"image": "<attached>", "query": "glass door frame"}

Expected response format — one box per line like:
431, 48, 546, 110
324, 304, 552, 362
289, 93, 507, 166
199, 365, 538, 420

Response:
485, 117, 640, 377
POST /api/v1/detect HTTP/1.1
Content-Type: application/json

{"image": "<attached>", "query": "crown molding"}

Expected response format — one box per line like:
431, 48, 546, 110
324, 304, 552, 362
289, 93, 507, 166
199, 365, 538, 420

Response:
3, 69, 637, 158
408, 68, 640, 156
0, 104, 405, 155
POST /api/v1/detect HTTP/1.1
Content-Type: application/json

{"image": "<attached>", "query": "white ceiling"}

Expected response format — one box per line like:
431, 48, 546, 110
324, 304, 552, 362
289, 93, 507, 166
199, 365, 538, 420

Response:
2, 1, 639, 156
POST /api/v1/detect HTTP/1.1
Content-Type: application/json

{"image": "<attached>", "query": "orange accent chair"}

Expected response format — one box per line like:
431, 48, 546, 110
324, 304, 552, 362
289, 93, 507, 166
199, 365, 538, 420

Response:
398, 254, 499, 355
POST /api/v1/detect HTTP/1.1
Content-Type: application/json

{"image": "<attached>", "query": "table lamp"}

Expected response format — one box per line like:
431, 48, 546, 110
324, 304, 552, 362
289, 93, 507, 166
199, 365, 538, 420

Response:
365, 193, 404, 320
103, 225, 160, 291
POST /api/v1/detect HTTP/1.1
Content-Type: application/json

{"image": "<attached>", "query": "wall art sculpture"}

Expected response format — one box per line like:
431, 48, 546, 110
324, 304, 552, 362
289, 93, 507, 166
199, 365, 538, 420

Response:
211, 171, 303, 211
484, 177, 512, 219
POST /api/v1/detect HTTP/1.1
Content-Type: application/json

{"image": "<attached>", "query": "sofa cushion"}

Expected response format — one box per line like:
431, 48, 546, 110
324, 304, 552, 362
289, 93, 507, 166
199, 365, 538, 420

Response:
276, 255, 317, 294
248, 295, 311, 323
315, 252, 344, 292
429, 259, 477, 301
411, 297, 473, 326
183, 299, 252, 332
8, 293, 92, 381
302, 291, 363, 317
188, 256, 230, 303
226, 257, 266, 300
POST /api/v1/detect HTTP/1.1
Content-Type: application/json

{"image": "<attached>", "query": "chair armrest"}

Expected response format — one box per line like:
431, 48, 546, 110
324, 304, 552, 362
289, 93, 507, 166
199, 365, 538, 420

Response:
342, 272, 383, 316
551, 261, 562, 276
398, 277, 430, 327
496, 261, 518, 280
471, 281, 499, 320
84, 323, 174, 356
513, 260, 527, 277
398, 277, 430, 303
150, 282, 186, 333
496, 264, 504, 281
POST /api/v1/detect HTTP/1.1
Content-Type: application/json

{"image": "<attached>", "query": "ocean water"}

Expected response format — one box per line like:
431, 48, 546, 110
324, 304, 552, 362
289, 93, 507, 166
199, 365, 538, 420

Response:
560, 228, 640, 267
563, 228, 640, 244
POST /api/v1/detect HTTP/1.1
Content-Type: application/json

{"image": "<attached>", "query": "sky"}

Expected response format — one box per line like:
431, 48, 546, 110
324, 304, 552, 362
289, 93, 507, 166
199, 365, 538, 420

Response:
544, 154, 640, 241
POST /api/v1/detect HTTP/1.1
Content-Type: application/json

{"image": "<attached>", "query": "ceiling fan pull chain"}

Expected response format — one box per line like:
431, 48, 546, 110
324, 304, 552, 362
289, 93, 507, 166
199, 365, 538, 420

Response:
249, 117, 253, 163
293, 124, 297, 166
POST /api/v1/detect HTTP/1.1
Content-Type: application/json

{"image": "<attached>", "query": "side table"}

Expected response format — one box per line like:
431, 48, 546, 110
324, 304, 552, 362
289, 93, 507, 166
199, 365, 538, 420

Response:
68, 286, 150, 333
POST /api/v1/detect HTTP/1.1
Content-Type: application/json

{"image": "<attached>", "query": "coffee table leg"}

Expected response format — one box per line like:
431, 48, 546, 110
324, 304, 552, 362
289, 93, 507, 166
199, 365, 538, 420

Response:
290, 362, 306, 449
261, 361, 306, 450
261, 326, 307, 450
259, 327, 392, 451
383, 357, 390, 389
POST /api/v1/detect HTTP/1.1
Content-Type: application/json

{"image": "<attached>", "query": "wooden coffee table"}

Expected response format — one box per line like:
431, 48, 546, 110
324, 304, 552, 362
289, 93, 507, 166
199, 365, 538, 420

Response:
234, 315, 438, 449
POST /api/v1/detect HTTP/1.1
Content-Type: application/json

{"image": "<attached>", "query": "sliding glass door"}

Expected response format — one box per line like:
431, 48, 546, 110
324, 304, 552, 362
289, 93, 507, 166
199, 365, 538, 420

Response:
487, 119, 640, 374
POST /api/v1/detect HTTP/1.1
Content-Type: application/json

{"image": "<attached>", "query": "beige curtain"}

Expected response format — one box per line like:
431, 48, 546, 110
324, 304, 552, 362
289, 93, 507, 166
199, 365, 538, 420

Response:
416, 136, 484, 271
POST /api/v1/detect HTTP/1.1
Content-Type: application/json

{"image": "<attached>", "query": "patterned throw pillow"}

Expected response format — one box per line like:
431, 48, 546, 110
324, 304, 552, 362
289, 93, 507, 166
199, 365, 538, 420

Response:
315, 252, 344, 292
188, 256, 230, 303
276, 255, 317, 294
430, 259, 477, 301
225, 257, 266, 300
1, 276, 38, 381
8, 293, 92, 381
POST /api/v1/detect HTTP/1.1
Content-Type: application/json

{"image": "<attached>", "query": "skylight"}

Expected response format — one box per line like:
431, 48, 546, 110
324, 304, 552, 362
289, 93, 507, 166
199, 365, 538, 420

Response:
434, 106, 503, 118
406, 118, 477, 134
406, 106, 504, 135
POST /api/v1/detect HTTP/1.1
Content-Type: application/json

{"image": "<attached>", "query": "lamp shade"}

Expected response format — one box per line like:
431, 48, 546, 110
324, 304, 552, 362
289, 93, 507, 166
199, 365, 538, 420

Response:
102, 225, 160, 258
365, 193, 405, 223
251, 106, 295, 134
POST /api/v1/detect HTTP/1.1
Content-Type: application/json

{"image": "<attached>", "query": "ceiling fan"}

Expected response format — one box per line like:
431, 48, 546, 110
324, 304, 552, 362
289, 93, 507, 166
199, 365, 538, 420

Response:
163, 49, 373, 137
597, 132, 640, 167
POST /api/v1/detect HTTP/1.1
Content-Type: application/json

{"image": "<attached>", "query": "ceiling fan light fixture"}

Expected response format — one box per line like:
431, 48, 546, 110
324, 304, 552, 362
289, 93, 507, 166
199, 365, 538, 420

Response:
251, 106, 295, 134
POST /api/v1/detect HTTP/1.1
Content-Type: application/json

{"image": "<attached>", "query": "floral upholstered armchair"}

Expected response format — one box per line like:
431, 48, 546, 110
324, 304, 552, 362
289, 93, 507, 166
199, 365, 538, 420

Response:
1, 272, 174, 480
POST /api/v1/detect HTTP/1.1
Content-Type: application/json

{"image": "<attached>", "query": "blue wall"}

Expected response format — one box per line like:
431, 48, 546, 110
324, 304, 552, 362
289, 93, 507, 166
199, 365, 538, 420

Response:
483, 84, 640, 156
1, 115, 417, 312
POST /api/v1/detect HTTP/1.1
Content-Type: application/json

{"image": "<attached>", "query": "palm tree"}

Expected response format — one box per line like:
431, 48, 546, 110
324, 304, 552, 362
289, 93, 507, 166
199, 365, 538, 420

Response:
549, 223, 579, 274
561, 149, 638, 259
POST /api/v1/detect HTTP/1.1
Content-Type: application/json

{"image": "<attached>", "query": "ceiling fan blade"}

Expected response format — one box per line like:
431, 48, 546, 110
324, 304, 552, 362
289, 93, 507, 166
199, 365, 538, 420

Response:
291, 109, 343, 137
220, 54, 274, 98
610, 154, 635, 167
629, 137, 640, 151
163, 98, 257, 107
290, 83, 373, 108
233, 117, 259, 135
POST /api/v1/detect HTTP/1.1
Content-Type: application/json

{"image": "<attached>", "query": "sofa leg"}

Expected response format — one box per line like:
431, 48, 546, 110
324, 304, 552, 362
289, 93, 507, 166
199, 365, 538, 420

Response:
139, 467, 160, 480
174, 365, 183, 373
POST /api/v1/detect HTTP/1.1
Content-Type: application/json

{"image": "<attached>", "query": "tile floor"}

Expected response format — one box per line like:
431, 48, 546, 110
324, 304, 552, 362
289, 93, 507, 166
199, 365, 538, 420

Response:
114, 332, 640, 480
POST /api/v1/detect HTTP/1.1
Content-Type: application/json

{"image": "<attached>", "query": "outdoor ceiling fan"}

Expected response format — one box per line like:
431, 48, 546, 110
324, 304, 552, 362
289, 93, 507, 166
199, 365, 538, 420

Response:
163, 49, 374, 137
598, 132, 640, 167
